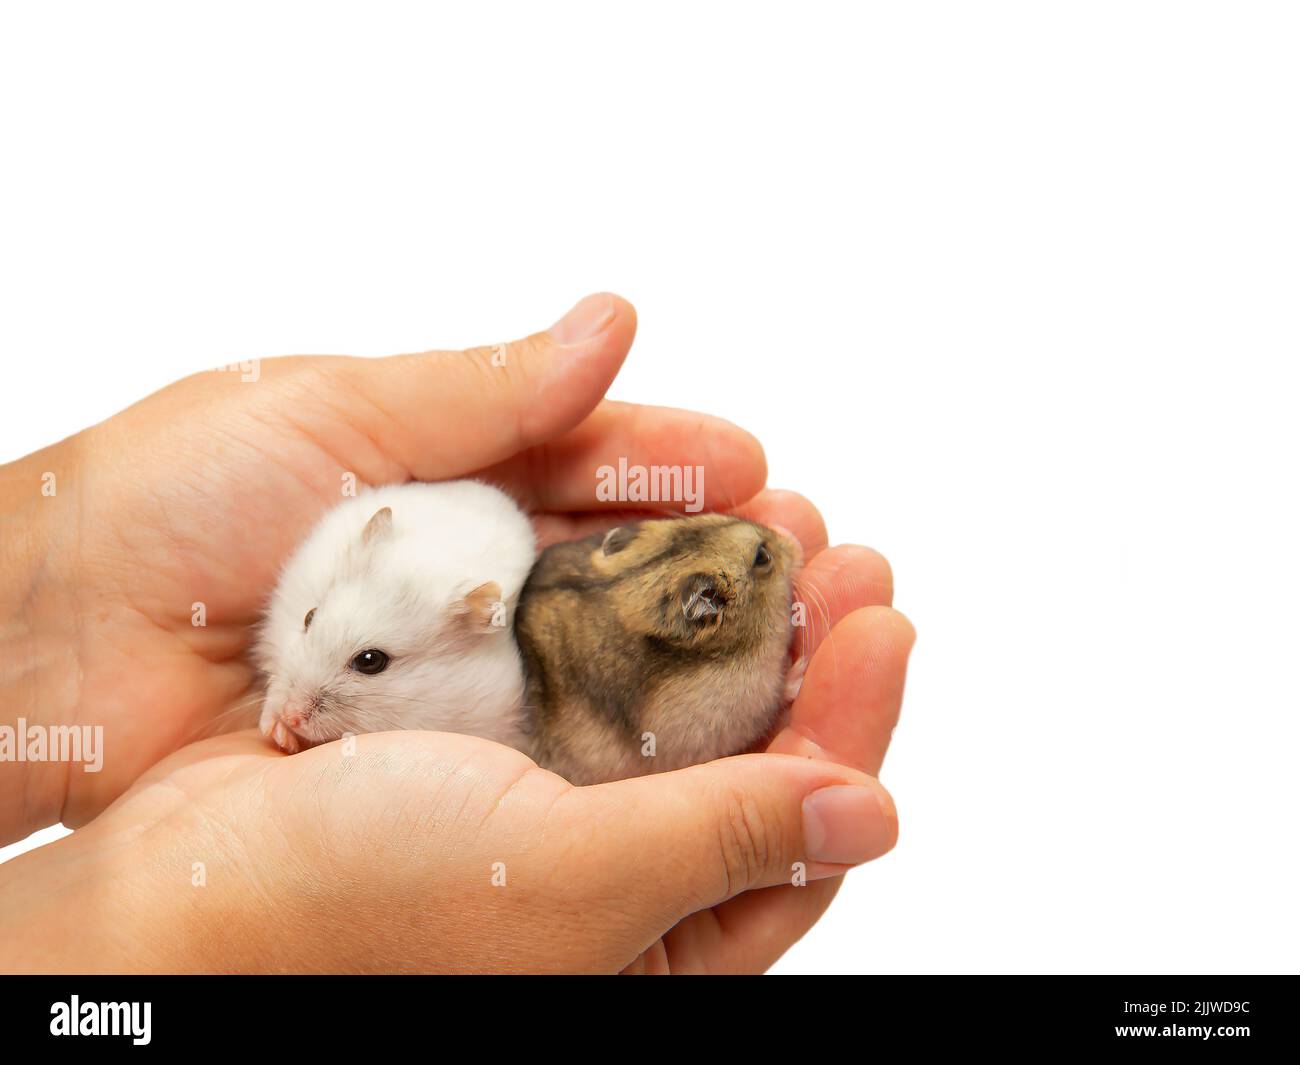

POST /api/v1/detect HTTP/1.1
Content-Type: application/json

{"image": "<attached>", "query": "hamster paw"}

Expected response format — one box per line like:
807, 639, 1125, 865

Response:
783, 655, 807, 705
259, 709, 302, 754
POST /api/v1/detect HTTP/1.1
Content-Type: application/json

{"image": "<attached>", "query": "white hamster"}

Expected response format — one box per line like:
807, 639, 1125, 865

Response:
255, 480, 536, 754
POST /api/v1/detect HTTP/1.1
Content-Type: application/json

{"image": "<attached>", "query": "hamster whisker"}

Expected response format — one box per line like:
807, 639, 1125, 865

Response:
333, 690, 437, 704
326, 699, 414, 729
792, 575, 832, 646
179, 691, 267, 744
793, 575, 843, 685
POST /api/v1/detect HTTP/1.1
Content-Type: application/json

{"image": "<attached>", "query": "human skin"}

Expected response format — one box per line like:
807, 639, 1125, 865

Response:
0, 294, 915, 972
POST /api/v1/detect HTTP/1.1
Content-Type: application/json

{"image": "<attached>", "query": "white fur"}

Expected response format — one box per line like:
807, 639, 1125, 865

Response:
255, 480, 536, 752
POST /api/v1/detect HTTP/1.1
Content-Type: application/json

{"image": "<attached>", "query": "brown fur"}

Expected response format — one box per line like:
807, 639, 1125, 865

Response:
514, 514, 800, 785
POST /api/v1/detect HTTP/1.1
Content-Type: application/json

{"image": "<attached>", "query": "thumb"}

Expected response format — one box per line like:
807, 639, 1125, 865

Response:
559, 754, 898, 924
320, 292, 637, 481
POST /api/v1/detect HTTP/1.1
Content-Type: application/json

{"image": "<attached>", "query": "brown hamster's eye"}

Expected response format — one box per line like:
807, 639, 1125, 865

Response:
303, 608, 316, 632
752, 543, 772, 570
350, 649, 390, 675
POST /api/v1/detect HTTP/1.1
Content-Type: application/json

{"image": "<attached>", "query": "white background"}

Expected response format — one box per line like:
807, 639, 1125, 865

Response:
2, 2, 1297, 974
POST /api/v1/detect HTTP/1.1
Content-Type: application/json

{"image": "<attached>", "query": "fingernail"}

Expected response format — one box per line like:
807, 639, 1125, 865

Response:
549, 293, 615, 345
802, 784, 896, 865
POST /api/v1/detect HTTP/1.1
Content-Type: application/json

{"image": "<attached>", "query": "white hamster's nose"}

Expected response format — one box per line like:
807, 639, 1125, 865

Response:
281, 694, 322, 729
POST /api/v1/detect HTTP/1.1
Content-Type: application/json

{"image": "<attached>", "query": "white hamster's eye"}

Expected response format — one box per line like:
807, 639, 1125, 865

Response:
303, 608, 317, 631
752, 543, 772, 570
350, 649, 390, 675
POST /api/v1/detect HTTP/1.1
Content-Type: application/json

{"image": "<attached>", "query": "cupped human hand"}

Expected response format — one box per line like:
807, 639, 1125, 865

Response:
0, 289, 916, 971
0, 483, 913, 974
1, 293, 780, 840
0, 702, 900, 974
632, 489, 914, 972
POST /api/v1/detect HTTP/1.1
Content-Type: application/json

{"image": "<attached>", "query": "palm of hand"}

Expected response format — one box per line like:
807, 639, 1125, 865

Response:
64, 361, 412, 817
99, 693, 901, 974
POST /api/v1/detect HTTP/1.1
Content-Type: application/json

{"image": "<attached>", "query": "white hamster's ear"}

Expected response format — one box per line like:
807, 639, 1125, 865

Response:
453, 580, 507, 635
361, 506, 393, 546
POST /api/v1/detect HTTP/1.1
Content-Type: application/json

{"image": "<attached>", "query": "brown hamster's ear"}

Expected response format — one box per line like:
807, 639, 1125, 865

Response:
361, 506, 393, 546
453, 580, 506, 634
601, 526, 636, 556
682, 574, 727, 624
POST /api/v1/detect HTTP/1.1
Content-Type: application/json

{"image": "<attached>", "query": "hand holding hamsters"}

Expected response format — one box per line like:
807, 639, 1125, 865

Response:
2, 289, 912, 976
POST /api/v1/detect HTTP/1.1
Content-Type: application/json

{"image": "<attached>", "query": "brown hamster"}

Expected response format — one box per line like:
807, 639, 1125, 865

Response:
514, 514, 803, 785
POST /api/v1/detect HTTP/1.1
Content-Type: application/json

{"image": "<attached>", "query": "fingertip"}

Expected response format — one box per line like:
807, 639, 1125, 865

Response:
613, 294, 638, 346
734, 488, 827, 556
702, 416, 768, 508
547, 292, 637, 351
862, 604, 917, 653
513, 295, 638, 450
822, 545, 895, 605
539, 293, 635, 379
826, 605, 916, 670
890, 606, 917, 649
789, 546, 897, 665
801, 776, 898, 869
839, 544, 894, 590
779, 605, 916, 777
875, 777, 900, 844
